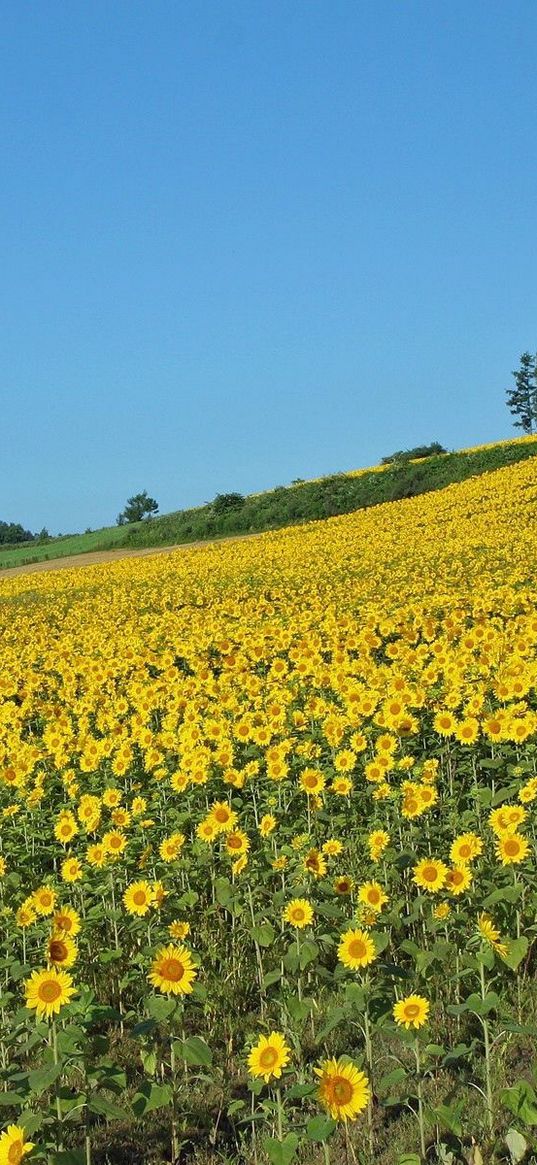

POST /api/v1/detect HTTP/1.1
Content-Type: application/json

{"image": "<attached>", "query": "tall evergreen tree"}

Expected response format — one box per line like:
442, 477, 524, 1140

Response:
506, 351, 537, 433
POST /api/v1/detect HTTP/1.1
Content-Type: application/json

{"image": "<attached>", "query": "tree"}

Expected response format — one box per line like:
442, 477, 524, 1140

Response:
506, 351, 537, 434
211, 492, 245, 515
117, 490, 159, 525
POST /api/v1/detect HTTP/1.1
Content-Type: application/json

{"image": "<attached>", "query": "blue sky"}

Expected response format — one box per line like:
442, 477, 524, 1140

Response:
2, 1, 536, 533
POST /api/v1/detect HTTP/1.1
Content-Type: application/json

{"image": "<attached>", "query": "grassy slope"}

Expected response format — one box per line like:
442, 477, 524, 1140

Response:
1, 435, 536, 571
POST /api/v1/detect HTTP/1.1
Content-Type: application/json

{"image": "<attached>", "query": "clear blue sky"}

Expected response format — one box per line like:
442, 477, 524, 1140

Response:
2, 1, 536, 533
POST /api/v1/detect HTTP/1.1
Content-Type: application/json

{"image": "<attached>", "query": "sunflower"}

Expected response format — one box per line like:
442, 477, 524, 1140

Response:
477, 913, 508, 957
334, 875, 354, 895
61, 857, 83, 883
196, 818, 218, 842
247, 1032, 290, 1082
225, 830, 250, 857
357, 881, 388, 913
322, 839, 343, 857
259, 814, 276, 836
412, 858, 448, 893
0, 1125, 35, 1165
338, 928, 377, 970
299, 770, 325, 795
209, 802, 238, 833
46, 934, 78, 969
53, 906, 81, 937
330, 776, 353, 796
123, 881, 155, 916
169, 921, 190, 940
367, 830, 390, 860
16, 903, 36, 928
303, 849, 327, 878
433, 903, 451, 920
148, 944, 197, 995
283, 899, 314, 929
159, 833, 185, 861
25, 967, 76, 1019
315, 1057, 370, 1122
393, 994, 430, 1030
450, 833, 483, 864
32, 886, 57, 916
445, 865, 472, 896
496, 833, 530, 865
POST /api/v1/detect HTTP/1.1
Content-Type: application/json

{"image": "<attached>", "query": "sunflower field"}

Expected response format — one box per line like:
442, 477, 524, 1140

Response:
2, 452, 537, 1165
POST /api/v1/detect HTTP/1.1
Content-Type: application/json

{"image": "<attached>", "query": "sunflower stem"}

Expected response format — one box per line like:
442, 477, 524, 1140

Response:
275, 1086, 283, 1141
414, 1039, 426, 1160
479, 959, 494, 1132
52, 1018, 63, 1151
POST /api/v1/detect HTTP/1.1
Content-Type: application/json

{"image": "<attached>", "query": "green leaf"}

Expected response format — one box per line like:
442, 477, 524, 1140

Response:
146, 995, 177, 1022
299, 939, 319, 970
215, 877, 234, 907
263, 969, 282, 988
505, 1128, 528, 1164
379, 1067, 406, 1092
88, 1094, 131, 1122
431, 1101, 463, 1136
306, 1115, 337, 1142
501, 937, 529, 971
17, 1111, 44, 1136
28, 1063, 62, 1095
251, 923, 276, 948
397, 1156, 422, 1165
132, 1081, 172, 1117
315, 1006, 348, 1043
0, 1092, 27, 1106
501, 1081, 537, 1127
263, 1133, 299, 1165
178, 1036, 212, 1067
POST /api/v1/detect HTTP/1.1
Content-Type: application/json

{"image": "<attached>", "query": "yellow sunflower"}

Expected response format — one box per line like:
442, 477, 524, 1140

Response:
0, 1125, 35, 1165
496, 833, 530, 865
247, 1032, 290, 1082
338, 928, 377, 970
315, 1057, 370, 1121
357, 881, 388, 913
283, 899, 314, 929
24, 967, 76, 1019
148, 944, 197, 995
123, 881, 155, 916
46, 934, 78, 969
393, 994, 430, 1030
412, 858, 448, 893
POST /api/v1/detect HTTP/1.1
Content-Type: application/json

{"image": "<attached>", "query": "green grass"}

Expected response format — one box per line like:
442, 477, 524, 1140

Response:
1, 436, 537, 572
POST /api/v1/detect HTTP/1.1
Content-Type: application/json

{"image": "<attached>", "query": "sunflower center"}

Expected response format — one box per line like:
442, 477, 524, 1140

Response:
50, 941, 68, 962
133, 891, 146, 905
215, 808, 229, 822
331, 1076, 353, 1105
160, 958, 184, 983
422, 865, 438, 883
367, 889, 380, 904
8, 1142, 23, 1165
459, 844, 471, 859
293, 909, 305, 922
228, 836, 241, 849
504, 839, 520, 855
39, 979, 62, 1003
405, 1004, 420, 1019
259, 1047, 278, 1069
348, 939, 367, 959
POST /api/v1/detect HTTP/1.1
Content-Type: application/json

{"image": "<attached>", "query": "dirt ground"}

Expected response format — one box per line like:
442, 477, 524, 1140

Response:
0, 533, 259, 580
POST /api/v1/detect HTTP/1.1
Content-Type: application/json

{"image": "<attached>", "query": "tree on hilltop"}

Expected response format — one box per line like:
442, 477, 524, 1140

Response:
506, 351, 537, 434
117, 491, 159, 525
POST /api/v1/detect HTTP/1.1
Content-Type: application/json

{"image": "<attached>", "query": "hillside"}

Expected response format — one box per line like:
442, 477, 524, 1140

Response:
1, 433, 536, 573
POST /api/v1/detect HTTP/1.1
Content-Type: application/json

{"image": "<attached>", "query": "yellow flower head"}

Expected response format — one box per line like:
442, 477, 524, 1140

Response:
24, 967, 76, 1020
315, 1057, 370, 1122
338, 928, 377, 970
393, 994, 430, 1030
283, 899, 314, 929
247, 1032, 290, 1083
0, 1125, 35, 1165
148, 944, 197, 996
